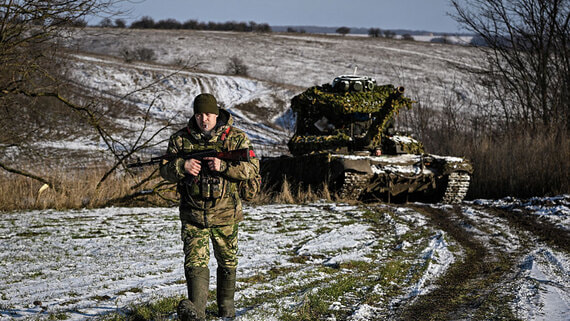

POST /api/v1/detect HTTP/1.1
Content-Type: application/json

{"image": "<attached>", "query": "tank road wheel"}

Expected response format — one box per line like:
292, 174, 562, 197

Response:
441, 171, 471, 204
337, 172, 373, 200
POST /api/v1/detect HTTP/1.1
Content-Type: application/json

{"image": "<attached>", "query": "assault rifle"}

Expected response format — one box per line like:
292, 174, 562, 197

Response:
126, 148, 253, 168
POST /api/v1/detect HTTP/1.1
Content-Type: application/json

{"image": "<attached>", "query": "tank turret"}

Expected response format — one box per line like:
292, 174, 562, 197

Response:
287, 75, 418, 156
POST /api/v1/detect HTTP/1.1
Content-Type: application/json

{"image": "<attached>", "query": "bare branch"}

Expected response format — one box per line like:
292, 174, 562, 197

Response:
0, 161, 61, 191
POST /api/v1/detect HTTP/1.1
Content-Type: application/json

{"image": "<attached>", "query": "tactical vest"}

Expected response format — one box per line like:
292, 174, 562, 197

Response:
179, 126, 239, 209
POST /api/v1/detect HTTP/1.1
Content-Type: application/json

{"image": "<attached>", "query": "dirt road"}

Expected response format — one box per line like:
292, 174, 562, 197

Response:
396, 201, 570, 320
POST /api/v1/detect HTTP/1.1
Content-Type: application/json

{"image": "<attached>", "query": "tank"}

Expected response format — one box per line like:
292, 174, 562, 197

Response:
261, 75, 473, 203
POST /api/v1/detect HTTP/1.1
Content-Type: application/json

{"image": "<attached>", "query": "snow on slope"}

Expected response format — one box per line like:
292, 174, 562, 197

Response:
54, 28, 493, 160
65, 53, 296, 157
66, 28, 488, 113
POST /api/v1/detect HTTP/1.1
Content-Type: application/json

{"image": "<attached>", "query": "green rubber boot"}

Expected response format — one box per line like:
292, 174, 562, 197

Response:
181, 266, 210, 321
217, 267, 237, 318
177, 299, 198, 321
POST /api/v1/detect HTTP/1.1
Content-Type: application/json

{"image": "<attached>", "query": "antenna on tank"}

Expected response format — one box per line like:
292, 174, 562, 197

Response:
353, 66, 358, 75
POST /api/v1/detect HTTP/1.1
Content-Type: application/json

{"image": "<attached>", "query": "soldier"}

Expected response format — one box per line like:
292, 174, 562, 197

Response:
160, 93, 259, 320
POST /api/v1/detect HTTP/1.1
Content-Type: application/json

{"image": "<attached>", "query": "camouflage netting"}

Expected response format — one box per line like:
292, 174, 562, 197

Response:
288, 132, 352, 155
288, 83, 414, 155
381, 135, 425, 155
291, 84, 413, 114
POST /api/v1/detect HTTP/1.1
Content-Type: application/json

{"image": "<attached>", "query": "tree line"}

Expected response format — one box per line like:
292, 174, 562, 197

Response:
99, 16, 272, 33
99, 17, 412, 39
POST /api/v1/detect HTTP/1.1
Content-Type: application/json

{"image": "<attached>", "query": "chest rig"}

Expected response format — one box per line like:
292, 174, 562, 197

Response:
184, 126, 233, 200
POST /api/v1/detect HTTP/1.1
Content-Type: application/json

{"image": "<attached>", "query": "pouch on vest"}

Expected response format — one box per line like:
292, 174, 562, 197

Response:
239, 174, 261, 202
200, 175, 222, 199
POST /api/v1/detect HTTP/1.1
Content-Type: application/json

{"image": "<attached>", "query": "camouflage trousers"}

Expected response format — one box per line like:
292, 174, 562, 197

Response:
181, 221, 239, 269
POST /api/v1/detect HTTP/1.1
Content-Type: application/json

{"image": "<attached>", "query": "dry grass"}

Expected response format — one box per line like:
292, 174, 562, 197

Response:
467, 131, 568, 198
0, 167, 175, 211
5, 127, 563, 211
422, 128, 569, 199
0, 167, 336, 211
398, 78, 569, 199
251, 178, 334, 205
2, 128, 565, 211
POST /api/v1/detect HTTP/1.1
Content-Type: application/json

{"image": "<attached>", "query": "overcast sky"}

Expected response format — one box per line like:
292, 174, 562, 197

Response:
107, 0, 463, 33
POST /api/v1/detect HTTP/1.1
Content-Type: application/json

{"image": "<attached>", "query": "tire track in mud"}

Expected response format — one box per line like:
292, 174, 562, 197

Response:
398, 203, 570, 320
481, 206, 570, 253
398, 204, 519, 320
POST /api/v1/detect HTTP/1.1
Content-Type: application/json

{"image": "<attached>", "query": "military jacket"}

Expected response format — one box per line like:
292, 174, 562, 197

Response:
160, 109, 259, 227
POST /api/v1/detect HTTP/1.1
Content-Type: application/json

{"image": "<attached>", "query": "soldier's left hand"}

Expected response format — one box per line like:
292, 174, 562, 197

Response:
203, 157, 221, 172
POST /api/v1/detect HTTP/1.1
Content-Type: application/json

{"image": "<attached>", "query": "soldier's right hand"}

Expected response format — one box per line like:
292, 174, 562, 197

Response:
184, 158, 201, 176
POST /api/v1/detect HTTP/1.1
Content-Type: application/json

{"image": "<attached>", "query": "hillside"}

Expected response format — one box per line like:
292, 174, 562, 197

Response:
64, 52, 294, 157
56, 27, 485, 160
66, 27, 483, 101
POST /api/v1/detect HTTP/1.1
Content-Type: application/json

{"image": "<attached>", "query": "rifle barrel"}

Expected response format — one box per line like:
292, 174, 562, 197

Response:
126, 148, 252, 168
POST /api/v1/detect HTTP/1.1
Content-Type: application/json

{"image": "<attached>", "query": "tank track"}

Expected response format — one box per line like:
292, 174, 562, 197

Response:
337, 171, 471, 204
337, 171, 373, 200
440, 171, 471, 204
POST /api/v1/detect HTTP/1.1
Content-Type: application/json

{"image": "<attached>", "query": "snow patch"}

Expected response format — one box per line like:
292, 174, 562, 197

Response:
296, 224, 377, 266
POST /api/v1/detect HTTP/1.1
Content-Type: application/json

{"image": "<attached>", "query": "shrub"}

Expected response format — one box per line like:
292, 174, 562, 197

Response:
120, 47, 157, 63
226, 56, 248, 76
135, 47, 156, 62
114, 19, 126, 28
336, 27, 350, 36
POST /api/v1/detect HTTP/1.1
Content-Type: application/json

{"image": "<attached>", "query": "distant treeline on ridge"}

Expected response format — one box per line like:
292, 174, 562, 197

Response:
96, 17, 422, 40
98, 16, 272, 32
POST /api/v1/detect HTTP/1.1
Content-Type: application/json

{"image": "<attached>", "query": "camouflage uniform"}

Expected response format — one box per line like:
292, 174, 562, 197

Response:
160, 108, 259, 268
181, 221, 238, 268
160, 106, 259, 320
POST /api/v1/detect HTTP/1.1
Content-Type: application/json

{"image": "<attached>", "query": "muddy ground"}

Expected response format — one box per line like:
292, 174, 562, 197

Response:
1, 197, 568, 320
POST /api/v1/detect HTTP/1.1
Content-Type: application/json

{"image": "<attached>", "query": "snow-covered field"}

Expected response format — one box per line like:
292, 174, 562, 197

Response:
0, 203, 422, 319
67, 28, 483, 94
1, 197, 569, 320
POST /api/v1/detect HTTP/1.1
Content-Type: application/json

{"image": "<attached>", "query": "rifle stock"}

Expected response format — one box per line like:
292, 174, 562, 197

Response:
126, 148, 253, 168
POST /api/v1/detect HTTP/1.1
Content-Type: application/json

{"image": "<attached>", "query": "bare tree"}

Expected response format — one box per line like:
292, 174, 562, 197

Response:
0, 2, 204, 208
383, 30, 396, 38
114, 18, 126, 28
130, 16, 155, 29
99, 17, 113, 28
0, 1, 126, 187
450, 0, 570, 133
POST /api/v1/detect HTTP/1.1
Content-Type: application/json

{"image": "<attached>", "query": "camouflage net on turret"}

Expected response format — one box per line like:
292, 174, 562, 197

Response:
288, 83, 415, 155
291, 84, 413, 114
381, 135, 425, 154
288, 132, 352, 155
